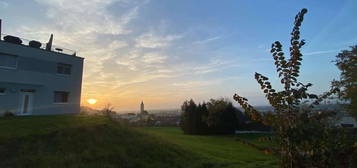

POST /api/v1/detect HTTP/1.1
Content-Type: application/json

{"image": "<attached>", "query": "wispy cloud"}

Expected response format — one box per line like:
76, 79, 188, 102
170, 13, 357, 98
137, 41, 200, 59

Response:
0, 1, 8, 9
17, 0, 153, 99
171, 76, 241, 98
192, 36, 221, 45
142, 52, 167, 64
193, 57, 239, 74
304, 49, 339, 56
34, 0, 135, 35
135, 33, 182, 48
173, 80, 220, 88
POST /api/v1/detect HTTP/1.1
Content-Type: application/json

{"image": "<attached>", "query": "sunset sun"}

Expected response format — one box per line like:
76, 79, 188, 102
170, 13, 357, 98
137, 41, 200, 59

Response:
87, 99, 97, 105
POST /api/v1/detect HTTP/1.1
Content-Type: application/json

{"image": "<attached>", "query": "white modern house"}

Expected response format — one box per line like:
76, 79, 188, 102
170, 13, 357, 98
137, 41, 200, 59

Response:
0, 20, 84, 116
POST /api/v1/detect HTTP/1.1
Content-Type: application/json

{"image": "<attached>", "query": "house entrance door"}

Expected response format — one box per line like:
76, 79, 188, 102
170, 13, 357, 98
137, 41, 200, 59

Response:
19, 92, 34, 115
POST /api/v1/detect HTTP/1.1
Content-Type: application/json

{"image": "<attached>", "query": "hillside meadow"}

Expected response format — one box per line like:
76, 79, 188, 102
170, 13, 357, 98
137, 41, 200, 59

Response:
0, 115, 277, 168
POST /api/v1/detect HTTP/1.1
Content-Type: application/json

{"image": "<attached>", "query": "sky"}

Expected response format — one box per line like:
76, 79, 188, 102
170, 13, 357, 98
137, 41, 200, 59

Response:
1, 0, 357, 111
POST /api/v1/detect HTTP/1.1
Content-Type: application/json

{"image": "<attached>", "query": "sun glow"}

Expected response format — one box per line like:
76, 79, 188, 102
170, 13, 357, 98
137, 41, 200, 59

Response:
87, 99, 97, 105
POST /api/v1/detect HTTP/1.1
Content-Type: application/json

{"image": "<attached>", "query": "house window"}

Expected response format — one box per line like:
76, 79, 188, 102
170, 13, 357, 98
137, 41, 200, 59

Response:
0, 88, 6, 95
0, 54, 17, 69
57, 63, 71, 75
54, 91, 69, 103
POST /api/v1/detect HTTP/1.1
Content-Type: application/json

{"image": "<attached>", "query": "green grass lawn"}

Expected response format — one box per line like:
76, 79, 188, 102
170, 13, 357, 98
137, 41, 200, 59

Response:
0, 115, 108, 143
235, 133, 277, 149
139, 127, 277, 168
0, 115, 277, 168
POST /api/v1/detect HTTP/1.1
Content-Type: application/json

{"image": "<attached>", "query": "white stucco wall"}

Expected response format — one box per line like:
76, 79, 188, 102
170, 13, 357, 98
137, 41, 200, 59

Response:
0, 40, 84, 115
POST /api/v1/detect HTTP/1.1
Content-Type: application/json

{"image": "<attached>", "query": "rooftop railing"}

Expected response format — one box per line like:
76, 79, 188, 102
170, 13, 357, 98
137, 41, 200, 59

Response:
0, 33, 77, 56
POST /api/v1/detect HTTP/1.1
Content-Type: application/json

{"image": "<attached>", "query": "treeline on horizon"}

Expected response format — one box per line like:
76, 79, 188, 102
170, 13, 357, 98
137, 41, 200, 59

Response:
180, 98, 270, 135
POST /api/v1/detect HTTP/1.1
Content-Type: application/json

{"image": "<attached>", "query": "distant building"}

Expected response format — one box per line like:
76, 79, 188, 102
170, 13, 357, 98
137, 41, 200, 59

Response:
0, 20, 84, 116
336, 110, 357, 128
119, 113, 138, 121
140, 101, 144, 114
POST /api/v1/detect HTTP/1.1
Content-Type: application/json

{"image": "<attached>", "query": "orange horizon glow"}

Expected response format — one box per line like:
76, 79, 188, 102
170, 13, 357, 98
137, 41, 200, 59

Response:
80, 94, 188, 111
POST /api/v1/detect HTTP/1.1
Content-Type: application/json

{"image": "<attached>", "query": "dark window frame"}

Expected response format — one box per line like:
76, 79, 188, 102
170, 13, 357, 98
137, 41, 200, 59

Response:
54, 91, 69, 103
0, 88, 6, 95
56, 63, 72, 75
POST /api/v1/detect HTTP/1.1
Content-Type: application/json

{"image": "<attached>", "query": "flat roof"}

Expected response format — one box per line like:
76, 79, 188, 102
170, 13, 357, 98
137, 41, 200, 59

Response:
0, 34, 83, 59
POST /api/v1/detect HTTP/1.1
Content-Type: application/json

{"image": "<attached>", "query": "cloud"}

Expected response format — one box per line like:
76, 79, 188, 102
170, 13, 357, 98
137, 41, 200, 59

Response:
16, 0, 153, 95
173, 80, 220, 88
142, 52, 167, 64
34, 0, 134, 35
193, 57, 238, 74
172, 76, 241, 97
109, 40, 128, 48
0, 1, 8, 9
192, 36, 221, 45
304, 49, 339, 56
135, 33, 182, 48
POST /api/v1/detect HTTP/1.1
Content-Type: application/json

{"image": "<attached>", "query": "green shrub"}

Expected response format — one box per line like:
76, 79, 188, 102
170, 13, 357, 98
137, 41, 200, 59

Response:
3, 111, 15, 118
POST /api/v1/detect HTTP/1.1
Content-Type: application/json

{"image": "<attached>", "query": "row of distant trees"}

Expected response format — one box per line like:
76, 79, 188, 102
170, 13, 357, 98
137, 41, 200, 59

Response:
180, 98, 269, 135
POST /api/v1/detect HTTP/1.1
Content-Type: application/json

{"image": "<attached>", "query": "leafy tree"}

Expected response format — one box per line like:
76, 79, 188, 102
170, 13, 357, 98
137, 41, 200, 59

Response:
206, 98, 240, 134
180, 98, 242, 134
197, 103, 209, 134
333, 45, 357, 119
233, 9, 354, 167
180, 99, 198, 134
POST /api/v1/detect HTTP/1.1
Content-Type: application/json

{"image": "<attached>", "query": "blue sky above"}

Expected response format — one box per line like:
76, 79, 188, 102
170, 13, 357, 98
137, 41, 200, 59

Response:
1, 0, 356, 110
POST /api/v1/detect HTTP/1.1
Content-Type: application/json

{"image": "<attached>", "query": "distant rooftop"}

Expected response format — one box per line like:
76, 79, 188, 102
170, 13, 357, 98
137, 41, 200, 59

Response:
0, 33, 77, 56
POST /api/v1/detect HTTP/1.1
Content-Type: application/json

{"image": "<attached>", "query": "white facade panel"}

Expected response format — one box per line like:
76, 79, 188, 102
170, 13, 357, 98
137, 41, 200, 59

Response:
0, 40, 84, 116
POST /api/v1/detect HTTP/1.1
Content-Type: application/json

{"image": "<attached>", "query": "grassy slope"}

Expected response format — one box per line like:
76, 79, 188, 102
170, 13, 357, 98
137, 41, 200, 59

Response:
235, 133, 277, 148
0, 115, 107, 143
140, 127, 277, 168
0, 115, 277, 168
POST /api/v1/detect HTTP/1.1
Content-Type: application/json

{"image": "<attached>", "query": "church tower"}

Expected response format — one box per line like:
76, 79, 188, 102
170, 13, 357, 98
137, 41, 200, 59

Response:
140, 101, 144, 114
